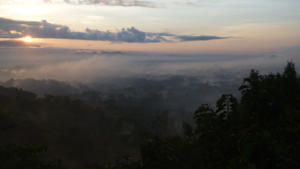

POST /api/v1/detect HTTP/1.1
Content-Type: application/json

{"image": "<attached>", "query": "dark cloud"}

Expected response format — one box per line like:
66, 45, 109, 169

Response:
0, 17, 228, 43
44, 0, 155, 7
176, 35, 228, 41
74, 49, 124, 55
0, 40, 40, 48
0, 40, 25, 47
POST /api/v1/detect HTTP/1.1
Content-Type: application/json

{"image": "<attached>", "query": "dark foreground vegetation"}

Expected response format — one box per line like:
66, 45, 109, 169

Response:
1, 62, 300, 169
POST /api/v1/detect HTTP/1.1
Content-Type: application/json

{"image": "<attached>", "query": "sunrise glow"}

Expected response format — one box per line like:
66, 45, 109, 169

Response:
21, 36, 33, 43
0, 1, 299, 168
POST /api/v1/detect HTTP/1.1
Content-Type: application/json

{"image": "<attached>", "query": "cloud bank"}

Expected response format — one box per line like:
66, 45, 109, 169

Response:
0, 17, 228, 43
0, 40, 40, 48
44, 0, 155, 7
1, 46, 299, 83
1, 52, 295, 83
176, 35, 227, 41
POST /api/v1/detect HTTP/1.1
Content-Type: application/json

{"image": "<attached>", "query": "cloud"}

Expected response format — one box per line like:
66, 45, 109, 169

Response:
0, 40, 26, 47
184, 0, 225, 6
0, 17, 228, 43
176, 35, 228, 41
44, 0, 156, 7
0, 40, 40, 48
0, 46, 299, 82
3, 49, 295, 83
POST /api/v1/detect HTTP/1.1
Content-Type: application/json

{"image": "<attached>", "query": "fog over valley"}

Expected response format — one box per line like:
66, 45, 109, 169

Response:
1, 46, 299, 82
0, 0, 300, 168
1, 45, 299, 112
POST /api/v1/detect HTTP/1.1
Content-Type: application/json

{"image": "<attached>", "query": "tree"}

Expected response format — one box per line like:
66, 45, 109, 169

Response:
135, 62, 300, 169
0, 144, 65, 169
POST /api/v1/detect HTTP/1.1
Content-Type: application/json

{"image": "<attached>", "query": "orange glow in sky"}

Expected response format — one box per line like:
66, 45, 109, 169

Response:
21, 36, 33, 43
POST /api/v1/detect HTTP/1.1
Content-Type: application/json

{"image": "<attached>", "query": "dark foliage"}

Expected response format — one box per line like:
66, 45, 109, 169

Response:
0, 144, 64, 169
103, 62, 300, 169
1, 62, 300, 169
0, 86, 143, 168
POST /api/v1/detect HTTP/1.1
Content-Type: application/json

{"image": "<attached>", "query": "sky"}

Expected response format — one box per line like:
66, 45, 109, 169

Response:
0, 0, 300, 82
0, 0, 299, 53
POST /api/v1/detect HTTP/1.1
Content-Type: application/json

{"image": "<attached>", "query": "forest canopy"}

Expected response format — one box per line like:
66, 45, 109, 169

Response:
0, 62, 300, 169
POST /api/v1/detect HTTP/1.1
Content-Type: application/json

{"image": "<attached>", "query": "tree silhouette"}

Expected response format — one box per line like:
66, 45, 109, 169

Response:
1, 62, 300, 169
131, 62, 300, 169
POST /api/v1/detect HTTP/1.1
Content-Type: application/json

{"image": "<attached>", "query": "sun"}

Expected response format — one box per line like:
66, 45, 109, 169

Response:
22, 36, 33, 43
